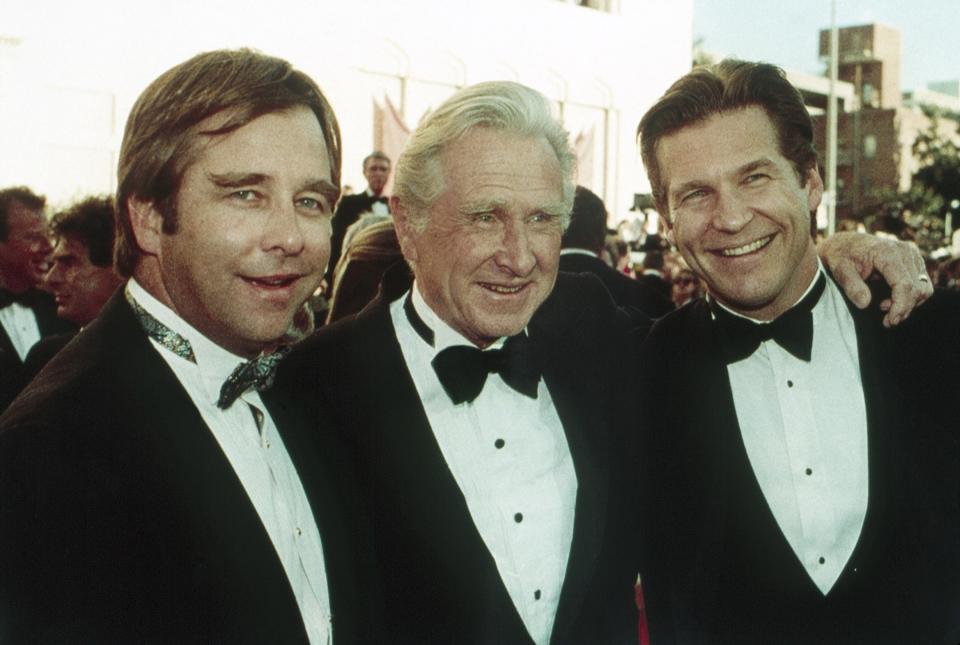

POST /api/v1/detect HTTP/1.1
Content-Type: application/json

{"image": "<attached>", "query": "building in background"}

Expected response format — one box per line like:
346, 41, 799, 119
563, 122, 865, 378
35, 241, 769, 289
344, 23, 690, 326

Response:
0, 0, 693, 220
809, 23, 960, 223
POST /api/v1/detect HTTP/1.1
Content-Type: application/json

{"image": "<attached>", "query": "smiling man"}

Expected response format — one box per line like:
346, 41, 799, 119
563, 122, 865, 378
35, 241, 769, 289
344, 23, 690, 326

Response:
280, 81, 646, 644
0, 49, 374, 643
0, 187, 75, 409
637, 59, 960, 643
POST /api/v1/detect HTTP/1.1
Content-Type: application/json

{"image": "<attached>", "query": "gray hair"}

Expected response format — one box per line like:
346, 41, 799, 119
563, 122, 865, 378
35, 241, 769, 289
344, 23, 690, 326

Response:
393, 80, 576, 230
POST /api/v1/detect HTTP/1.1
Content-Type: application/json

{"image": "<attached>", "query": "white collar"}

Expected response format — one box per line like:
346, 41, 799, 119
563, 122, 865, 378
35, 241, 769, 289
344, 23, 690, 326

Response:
127, 279, 250, 406
559, 248, 598, 258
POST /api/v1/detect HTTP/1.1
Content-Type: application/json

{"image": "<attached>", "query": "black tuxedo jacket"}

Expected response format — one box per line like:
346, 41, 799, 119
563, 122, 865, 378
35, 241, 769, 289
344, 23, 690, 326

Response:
279, 271, 664, 644
634, 273, 672, 307
327, 192, 390, 286
0, 289, 75, 410
638, 291, 960, 644
559, 252, 674, 319
0, 290, 378, 643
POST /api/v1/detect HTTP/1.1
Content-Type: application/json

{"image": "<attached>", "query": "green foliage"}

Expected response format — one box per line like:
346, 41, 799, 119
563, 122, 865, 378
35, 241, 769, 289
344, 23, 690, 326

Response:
865, 116, 960, 255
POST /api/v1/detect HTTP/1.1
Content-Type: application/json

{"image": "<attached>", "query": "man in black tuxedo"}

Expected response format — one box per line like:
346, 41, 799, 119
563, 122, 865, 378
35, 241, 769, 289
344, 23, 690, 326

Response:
21, 195, 124, 378
281, 81, 654, 644
326, 150, 391, 288
0, 187, 75, 409
560, 185, 673, 318
0, 49, 375, 644
636, 59, 960, 643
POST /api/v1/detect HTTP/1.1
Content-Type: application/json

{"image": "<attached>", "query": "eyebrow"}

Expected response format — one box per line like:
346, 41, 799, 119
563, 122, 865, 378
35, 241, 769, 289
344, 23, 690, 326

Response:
669, 157, 778, 203
207, 172, 340, 203
459, 198, 568, 217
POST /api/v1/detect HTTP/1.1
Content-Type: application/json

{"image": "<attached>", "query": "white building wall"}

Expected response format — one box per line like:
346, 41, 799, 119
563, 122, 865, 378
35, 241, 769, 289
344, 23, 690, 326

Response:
1, 0, 691, 218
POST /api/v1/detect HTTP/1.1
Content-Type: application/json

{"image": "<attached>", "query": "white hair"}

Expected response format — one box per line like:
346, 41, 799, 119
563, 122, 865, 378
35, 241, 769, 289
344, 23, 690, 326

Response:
393, 80, 576, 231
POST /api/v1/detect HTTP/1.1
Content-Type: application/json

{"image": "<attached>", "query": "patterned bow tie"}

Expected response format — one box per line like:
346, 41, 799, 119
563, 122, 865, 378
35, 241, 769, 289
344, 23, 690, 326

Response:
712, 273, 826, 364
403, 292, 540, 405
126, 290, 287, 409
0, 288, 37, 309
216, 347, 289, 409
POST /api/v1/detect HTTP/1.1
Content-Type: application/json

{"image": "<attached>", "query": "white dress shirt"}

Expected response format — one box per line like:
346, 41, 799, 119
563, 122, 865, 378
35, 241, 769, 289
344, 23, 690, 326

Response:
391, 284, 578, 645
722, 267, 869, 595
0, 301, 41, 360
127, 280, 333, 644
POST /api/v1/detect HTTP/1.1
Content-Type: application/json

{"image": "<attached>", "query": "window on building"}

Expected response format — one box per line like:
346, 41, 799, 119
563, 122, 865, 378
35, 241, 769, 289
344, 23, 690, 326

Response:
863, 134, 877, 158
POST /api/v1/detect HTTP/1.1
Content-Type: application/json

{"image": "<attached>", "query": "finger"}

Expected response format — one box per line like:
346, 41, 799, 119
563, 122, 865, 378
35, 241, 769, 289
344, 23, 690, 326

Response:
830, 258, 872, 309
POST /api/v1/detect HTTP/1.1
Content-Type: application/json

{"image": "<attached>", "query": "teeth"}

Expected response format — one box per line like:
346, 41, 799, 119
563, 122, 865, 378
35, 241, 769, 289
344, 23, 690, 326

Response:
721, 235, 772, 257
485, 284, 523, 294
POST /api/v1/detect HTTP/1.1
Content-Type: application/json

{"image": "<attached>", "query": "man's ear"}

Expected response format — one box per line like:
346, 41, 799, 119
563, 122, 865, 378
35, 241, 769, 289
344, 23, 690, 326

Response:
390, 196, 419, 265
804, 167, 825, 212
663, 215, 676, 248
127, 197, 164, 257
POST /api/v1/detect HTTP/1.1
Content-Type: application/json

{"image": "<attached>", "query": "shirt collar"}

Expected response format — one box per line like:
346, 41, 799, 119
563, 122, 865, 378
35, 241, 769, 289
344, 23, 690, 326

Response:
127, 279, 250, 405
559, 248, 598, 258
410, 281, 507, 352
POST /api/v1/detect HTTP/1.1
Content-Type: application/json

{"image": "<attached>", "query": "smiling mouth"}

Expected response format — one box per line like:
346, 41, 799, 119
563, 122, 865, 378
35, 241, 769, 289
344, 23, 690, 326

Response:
719, 234, 774, 257
479, 282, 528, 295
242, 275, 301, 288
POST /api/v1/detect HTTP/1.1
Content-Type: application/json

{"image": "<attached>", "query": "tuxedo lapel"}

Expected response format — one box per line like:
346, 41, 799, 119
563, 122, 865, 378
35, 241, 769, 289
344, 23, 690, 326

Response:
98, 293, 309, 641
529, 296, 609, 642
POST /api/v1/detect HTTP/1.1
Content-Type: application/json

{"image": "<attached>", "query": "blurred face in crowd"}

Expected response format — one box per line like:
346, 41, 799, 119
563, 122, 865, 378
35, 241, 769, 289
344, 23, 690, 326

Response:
671, 269, 700, 308
45, 235, 122, 325
132, 106, 336, 357
0, 201, 52, 292
396, 128, 566, 348
657, 106, 822, 320
363, 157, 391, 195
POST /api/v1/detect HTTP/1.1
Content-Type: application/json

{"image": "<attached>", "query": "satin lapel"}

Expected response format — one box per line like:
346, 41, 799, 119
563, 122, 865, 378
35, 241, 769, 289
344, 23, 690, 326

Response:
528, 294, 609, 642
835, 300, 900, 580
100, 294, 308, 641
673, 301, 743, 615
0, 323, 16, 363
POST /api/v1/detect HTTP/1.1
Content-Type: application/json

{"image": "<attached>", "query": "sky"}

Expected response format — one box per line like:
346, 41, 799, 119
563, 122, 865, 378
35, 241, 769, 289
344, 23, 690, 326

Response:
693, 0, 959, 92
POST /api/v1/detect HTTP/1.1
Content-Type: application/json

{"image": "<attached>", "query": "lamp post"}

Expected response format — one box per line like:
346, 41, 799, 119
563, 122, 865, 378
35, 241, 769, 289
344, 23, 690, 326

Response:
826, 0, 839, 235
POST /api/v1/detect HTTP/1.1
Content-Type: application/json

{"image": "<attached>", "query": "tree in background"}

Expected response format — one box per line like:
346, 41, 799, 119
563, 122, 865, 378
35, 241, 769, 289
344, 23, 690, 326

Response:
867, 113, 960, 255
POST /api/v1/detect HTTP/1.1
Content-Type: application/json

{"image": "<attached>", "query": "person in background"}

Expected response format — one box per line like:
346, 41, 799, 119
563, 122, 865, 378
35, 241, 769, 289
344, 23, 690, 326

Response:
326, 151, 392, 289
561, 185, 674, 318
20, 195, 124, 378
0, 186, 74, 410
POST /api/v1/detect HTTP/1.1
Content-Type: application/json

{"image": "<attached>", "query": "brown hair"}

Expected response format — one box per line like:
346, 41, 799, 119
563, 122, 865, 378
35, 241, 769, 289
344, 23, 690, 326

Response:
115, 48, 342, 276
50, 195, 116, 268
638, 59, 818, 217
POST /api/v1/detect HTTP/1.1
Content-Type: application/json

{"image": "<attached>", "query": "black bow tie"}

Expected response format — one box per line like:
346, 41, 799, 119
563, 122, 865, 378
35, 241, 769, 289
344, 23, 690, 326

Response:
432, 335, 540, 405
712, 274, 826, 363
0, 288, 36, 309
404, 293, 540, 405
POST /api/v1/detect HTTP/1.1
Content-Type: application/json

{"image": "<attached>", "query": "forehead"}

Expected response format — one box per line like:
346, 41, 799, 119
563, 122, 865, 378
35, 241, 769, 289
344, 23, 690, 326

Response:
7, 201, 44, 231
365, 157, 390, 169
52, 235, 89, 257
657, 106, 782, 186
437, 128, 564, 209
188, 106, 331, 179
